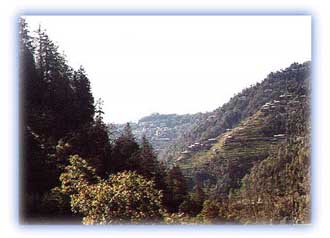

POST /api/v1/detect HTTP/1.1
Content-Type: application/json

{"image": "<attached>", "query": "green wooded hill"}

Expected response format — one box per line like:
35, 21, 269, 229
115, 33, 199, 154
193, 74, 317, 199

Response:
175, 90, 309, 193
165, 62, 311, 223
163, 62, 310, 164
111, 62, 311, 223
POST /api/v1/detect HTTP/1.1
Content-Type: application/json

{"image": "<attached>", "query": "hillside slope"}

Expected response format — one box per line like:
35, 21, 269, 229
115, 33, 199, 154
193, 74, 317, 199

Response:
163, 62, 311, 163
176, 91, 308, 194
164, 62, 311, 206
110, 62, 310, 164
109, 113, 210, 156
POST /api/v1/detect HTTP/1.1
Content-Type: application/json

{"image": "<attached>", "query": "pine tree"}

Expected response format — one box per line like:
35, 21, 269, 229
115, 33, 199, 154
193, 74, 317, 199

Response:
19, 19, 57, 220
137, 135, 158, 178
69, 99, 111, 177
109, 123, 140, 173
19, 18, 43, 129
33, 26, 77, 139
20, 20, 104, 220
135, 136, 169, 199
72, 66, 95, 128
163, 166, 188, 213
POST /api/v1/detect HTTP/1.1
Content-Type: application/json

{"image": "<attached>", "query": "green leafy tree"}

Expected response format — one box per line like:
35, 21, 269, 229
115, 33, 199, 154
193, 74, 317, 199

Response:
40, 155, 101, 222
41, 155, 101, 220
71, 172, 164, 224
56, 156, 164, 224
59, 155, 100, 195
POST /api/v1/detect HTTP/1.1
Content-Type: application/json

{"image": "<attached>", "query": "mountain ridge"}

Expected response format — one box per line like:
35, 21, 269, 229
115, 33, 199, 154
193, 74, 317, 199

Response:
110, 61, 310, 164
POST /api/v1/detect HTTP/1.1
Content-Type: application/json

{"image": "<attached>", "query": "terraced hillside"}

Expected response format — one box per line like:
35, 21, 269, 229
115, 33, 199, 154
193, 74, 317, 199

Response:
163, 62, 311, 164
174, 92, 308, 196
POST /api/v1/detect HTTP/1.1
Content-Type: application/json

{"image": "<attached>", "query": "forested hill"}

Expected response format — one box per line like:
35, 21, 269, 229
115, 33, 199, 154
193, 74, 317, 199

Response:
164, 61, 311, 223
111, 62, 310, 163
162, 61, 310, 164
108, 61, 311, 223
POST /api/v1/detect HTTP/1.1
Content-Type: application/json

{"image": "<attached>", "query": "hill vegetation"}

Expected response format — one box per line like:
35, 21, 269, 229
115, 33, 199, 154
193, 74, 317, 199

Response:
166, 62, 311, 223
20, 18, 311, 224
162, 62, 310, 163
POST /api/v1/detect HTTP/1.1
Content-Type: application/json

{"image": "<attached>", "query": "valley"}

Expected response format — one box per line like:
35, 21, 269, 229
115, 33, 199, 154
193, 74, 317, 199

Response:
20, 17, 311, 224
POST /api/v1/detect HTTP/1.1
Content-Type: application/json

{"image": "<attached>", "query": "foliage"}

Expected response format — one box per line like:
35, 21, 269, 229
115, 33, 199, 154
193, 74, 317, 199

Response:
178, 180, 205, 216
40, 187, 71, 216
200, 200, 221, 223
69, 113, 111, 177
20, 18, 102, 220
69, 171, 164, 224
59, 155, 100, 195
20, 17, 311, 225
227, 136, 311, 224
109, 123, 140, 173
163, 166, 188, 213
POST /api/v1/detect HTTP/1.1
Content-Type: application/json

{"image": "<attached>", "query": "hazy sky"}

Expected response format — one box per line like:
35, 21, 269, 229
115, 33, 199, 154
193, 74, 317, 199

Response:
24, 15, 311, 124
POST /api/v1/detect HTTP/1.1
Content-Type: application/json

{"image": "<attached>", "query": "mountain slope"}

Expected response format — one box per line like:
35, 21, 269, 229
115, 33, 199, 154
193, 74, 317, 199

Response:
163, 62, 311, 163
224, 93, 310, 223
177, 92, 308, 193
167, 62, 310, 200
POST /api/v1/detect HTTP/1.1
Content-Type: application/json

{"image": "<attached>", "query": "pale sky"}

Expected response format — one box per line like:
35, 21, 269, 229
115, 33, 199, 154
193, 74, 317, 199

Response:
24, 15, 311, 124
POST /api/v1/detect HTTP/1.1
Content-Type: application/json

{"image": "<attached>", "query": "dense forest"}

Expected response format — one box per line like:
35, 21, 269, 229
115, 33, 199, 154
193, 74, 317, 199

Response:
20, 18, 311, 224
